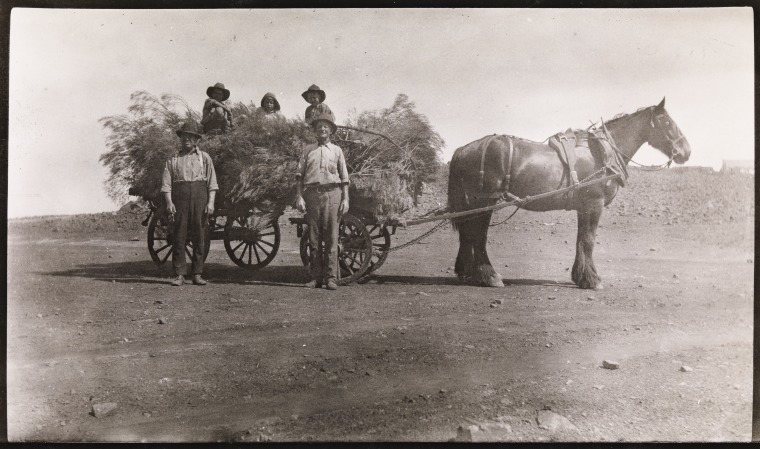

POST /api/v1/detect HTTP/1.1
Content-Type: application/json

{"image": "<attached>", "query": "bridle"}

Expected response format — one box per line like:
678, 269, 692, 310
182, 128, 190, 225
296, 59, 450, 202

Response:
603, 107, 684, 170
646, 107, 687, 166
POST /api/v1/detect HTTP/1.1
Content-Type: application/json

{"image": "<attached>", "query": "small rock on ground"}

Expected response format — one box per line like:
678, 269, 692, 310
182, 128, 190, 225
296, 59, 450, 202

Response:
602, 360, 620, 370
92, 402, 118, 418
454, 421, 512, 442
536, 410, 578, 433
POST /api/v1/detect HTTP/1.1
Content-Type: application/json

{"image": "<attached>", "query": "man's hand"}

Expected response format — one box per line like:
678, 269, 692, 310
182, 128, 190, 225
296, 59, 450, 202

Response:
338, 199, 349, 216
205, 202, 215, 216
166, 201, 176, 216
296, 196, 306, 213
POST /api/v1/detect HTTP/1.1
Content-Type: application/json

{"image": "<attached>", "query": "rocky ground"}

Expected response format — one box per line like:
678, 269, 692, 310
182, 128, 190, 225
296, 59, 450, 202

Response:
7, 168, 754, 442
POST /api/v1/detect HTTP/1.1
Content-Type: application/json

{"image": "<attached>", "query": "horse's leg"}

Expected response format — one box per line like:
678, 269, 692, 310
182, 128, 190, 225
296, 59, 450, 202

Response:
472, 210, 503, 287
454, 219, 474, 283
572, 198, 604, 290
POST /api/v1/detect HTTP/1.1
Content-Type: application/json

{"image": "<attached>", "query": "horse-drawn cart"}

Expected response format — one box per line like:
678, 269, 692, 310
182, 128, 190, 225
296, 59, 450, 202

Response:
133, 190, 397, 285
134, 167, 623, 285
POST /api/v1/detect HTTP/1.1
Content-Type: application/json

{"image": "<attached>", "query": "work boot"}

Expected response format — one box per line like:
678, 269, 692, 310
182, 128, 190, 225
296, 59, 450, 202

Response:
326, 280, 338, 290
192, 274, 207, 286
304, 280, 323, 289
171, 275, 185, 286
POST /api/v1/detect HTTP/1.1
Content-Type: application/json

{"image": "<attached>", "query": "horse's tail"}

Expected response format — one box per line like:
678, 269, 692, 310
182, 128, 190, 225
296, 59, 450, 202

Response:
447, 150, 466, 231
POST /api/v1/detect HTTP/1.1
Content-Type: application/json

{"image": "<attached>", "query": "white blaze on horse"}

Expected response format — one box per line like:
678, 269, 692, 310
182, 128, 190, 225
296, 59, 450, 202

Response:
447, 98, 691, 289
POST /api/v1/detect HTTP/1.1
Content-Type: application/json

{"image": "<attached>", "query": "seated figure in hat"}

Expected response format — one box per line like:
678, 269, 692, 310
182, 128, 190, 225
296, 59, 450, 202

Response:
258, 92, 284, 121
160, 120, 218, 286
201, 82, 234, 134
302, 84, 333, 125
295, 111, 350, 291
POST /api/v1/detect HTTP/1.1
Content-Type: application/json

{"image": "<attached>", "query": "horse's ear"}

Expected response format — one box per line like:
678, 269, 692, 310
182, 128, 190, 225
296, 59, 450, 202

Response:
656, 97, 666, 110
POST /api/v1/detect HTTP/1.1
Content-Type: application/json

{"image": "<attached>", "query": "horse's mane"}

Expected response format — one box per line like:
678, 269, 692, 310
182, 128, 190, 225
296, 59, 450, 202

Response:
604, 106, 653, 126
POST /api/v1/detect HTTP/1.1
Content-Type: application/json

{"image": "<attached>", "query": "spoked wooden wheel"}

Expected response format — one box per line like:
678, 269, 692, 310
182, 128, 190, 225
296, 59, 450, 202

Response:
223, 210, 281, 270
298, 213, 373, 285
365, 224, 391, 274
147, 213, 210, 267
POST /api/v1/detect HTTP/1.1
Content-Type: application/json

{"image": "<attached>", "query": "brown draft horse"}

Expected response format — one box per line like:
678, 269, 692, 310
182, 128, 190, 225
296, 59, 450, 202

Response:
447, 98, 691, 289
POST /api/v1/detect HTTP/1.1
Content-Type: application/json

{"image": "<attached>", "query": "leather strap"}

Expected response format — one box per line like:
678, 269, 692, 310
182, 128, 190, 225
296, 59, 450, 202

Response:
478, 134, 498, 190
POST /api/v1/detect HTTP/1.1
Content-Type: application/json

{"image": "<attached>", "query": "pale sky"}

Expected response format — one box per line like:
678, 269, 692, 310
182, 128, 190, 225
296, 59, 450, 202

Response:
8, 8, 754, 218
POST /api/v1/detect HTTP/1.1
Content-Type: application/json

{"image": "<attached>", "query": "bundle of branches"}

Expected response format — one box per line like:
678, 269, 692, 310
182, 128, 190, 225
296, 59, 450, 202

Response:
100, 91, 443, 220
337, 94, 444, 218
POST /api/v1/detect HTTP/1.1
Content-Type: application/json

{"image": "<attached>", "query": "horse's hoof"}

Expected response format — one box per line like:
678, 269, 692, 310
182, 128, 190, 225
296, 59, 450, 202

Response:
457, 274, 471, 284
485, 273, 504, 288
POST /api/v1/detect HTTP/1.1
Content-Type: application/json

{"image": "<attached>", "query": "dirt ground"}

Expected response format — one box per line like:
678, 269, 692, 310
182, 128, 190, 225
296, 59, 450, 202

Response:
7, 170, 754, 442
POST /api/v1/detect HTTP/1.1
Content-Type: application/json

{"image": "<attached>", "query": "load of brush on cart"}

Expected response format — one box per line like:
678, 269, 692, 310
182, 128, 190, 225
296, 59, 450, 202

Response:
99, 91, 444, 221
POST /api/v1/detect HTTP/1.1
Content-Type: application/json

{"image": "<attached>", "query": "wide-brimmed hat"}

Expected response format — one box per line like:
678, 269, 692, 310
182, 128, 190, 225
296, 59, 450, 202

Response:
176, 120, 203, 137
206, 82, 230, 101
311, 111, 337, 134
260, 92, 281, 112
301, 84, 326, 103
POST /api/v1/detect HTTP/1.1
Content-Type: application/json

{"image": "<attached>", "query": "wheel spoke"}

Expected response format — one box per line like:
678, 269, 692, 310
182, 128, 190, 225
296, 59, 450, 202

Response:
155, 243, 172, 253
257, 239, 275, 248
185, 246, 192, 259
238, 243, 248, 261
254, 241, 271, 258
249, 244, 254, 265
232, 241, 245, 253
161, 248, 172, 263
258, 231, 276, 237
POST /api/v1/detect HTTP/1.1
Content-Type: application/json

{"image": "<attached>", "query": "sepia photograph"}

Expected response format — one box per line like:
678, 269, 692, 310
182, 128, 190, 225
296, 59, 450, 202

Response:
6, 7, 755, 442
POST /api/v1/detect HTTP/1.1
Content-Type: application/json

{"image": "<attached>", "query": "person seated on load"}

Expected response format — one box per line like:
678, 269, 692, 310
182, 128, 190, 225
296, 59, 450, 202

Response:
259, 92, 284, 121
201, 82, 234, 134
302, 84, 333, 125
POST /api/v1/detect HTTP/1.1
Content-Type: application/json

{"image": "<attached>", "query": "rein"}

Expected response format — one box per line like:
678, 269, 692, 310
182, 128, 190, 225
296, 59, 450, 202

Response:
600, 113, 674, 172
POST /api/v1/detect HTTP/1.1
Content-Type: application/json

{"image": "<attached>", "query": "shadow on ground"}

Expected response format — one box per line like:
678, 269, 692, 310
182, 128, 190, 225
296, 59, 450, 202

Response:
364, 274, 575, 287
41, 261, 311, 287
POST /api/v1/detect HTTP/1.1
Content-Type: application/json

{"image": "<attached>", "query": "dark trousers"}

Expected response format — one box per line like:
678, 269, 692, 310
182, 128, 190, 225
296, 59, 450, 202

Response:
171, 181, 209, 276
304, 186, 341, 282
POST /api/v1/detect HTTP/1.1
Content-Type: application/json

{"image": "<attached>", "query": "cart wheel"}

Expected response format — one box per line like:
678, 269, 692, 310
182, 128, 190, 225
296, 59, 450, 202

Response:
298, 214, 373, 286
224, 210, 280, 270
365, 224, 391, 274
147, 213, 209, 267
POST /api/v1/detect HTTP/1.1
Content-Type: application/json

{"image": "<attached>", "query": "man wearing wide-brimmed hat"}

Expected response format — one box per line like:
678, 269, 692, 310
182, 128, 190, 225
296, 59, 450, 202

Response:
295, 111, 349, 290
161, 120, 219, 286
201, 82, 234, 134
302, 84, 333, 125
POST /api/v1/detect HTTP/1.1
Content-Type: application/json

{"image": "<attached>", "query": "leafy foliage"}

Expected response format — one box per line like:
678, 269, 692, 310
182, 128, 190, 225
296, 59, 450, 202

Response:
100, 92, 443, 219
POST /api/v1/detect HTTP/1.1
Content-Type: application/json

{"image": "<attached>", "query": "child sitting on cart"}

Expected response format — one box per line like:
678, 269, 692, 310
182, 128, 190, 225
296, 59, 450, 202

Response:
302, 84, 333, 125
201, 82, 234, 134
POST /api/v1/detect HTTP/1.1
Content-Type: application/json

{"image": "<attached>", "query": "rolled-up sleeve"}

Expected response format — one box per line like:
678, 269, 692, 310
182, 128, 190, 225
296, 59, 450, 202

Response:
337, 147, 350, 185
205, 153, 219, 192
160, 159, 172, 193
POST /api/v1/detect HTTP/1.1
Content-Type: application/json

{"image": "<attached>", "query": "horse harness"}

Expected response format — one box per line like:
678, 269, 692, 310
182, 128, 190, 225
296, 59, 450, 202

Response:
466, 134, 515, 203
461, 130, 626, 210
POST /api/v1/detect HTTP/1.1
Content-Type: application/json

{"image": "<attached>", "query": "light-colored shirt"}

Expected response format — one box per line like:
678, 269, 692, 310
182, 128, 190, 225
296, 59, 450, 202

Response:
160, 147, 219, 193
297, 142, 350, 186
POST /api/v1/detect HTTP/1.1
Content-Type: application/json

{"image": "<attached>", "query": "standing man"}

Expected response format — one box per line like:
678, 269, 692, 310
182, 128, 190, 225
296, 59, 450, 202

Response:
161, 120, 219, 286
295, 112, 350, 290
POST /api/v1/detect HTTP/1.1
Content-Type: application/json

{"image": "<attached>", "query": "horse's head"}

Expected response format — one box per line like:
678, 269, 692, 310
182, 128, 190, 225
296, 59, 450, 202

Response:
646, 97, 691, 164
